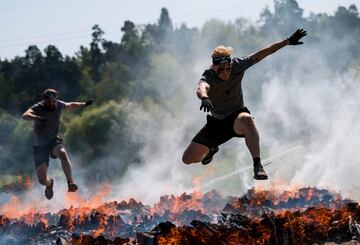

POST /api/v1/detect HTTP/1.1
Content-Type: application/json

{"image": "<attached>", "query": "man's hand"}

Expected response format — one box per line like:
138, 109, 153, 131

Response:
287, 29, 307, 45
22, 108, 48, 121
200, 97, 214, 112
85, 100, 93, 107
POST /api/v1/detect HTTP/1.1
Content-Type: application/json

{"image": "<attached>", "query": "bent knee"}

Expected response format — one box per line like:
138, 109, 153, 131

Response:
240, 114, 254, 125
58, 149, 67, 159
182, 142, 209, 164
38, 178, 47, 186
182, 151, 202, 165
182, 154, 194, 165
235, 114, 255, 131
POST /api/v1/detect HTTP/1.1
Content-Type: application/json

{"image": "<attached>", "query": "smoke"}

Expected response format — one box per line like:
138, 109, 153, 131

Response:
253, 43, 360, 199
273, 68, 360, 196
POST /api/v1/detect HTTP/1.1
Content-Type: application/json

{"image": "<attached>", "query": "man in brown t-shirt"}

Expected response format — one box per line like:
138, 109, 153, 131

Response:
182, 29, 307, 180
23, 88, 93, 199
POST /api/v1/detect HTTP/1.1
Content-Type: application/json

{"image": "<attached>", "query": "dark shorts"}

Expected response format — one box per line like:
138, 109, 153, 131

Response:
33, 137, 64, 168
192, 107, 251, 149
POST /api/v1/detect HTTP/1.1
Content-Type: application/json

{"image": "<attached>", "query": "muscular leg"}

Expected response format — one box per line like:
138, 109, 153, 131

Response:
233, 112, 267, 180
182, 142, 209, 164
233, 112, 260, 158
36, 163, 52, 187
52, 145, 74, 183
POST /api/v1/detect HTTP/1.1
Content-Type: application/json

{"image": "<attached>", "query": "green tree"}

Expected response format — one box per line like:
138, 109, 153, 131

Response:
142, 7, 173, 51
119, 20, 145, 61
64, 101, 142, 182
89, 25, 105, 82
260, 0, 307, 38
44, 45, 64, 88
201, 19, 239, 50
0, 113, 33, 175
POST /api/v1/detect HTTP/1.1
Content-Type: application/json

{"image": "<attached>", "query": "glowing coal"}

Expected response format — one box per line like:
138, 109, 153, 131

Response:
0, 187, 359, 244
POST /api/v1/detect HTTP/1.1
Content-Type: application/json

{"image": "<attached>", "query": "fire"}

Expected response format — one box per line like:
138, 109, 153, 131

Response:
64, 183, 112, 209
24, 175, 33, 189
0, 187, 358, 244
151, 191, 206, 217
0, 196, 43, 220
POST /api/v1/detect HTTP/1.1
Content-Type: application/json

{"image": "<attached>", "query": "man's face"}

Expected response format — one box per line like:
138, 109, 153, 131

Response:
213, 62, 232, 81
43, 96, 57, 111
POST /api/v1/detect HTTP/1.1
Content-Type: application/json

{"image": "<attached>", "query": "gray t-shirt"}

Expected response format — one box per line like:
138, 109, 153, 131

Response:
199, 56, 254, 119
31, 100, 66, 146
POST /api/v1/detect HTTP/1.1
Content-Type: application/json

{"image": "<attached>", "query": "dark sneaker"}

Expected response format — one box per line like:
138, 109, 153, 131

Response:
45, 178, 54, 200
68, 182, 78, 192
201, 146, 219, 165
254, 162, 268, 180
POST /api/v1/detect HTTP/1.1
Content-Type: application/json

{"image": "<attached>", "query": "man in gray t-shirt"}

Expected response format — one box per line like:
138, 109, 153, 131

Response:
182, 29, 307, 180
23, 88, 93, 200
31, 99, 66, 147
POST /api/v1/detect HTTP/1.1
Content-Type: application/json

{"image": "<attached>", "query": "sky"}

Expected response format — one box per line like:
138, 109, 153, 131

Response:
0, 0, 357, 59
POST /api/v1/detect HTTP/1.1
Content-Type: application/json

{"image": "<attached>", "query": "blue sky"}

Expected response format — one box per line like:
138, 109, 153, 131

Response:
0, 0, 357, 59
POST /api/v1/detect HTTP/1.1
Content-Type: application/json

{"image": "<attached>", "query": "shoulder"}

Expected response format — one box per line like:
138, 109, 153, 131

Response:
31, 101, 43, 111
57, 100, 67, 109
232, 56, 254, 71
232, 56, 254, 65
200, 69, 216, 82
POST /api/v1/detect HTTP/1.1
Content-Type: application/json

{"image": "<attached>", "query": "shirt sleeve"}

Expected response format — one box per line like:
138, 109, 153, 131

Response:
199, 69, 215, 85
57, 100, 66, 110
232, 57, 254, 73
30, 102, 42, 114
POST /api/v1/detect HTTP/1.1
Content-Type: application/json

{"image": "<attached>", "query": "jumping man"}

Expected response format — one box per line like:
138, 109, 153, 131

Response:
182, 29, 307, 180
22, 88, 93, 199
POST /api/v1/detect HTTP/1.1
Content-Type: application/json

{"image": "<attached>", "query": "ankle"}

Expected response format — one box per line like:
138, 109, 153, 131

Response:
253, 157, 261, 166
46, 178, 53, 187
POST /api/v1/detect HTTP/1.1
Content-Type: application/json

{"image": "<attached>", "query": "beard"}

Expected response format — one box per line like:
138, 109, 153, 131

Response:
44, 105, 56, 111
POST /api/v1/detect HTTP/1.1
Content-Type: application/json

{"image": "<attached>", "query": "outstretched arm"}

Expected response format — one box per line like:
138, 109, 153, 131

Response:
65, 100, 93, 110
249, 29, 307, 64
249, 39, 289, 64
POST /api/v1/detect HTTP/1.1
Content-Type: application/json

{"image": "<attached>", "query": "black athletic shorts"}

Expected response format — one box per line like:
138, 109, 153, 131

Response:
192, 107, 251, 149
33, 137, 64, 168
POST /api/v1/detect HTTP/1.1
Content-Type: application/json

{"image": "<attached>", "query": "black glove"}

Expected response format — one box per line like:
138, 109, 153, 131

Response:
287, 29, 307, 45
85, 100, 93, 107
200, 97, 214, 112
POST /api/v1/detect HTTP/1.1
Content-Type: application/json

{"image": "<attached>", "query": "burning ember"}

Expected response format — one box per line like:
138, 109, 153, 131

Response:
1, 187, 360, 244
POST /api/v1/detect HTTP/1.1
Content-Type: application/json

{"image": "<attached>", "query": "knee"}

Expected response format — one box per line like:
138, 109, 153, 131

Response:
182, 152, 195, 165
58, 149, 68, 160
240, 115, 255, 129
182, 154, 192, 165
38, 178, 47, 186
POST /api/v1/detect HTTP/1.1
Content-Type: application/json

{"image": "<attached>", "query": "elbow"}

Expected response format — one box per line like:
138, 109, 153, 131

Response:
196, 89, 201, 98
196, 88, 204, 99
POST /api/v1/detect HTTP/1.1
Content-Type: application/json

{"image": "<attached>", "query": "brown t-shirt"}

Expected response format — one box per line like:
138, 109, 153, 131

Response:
31, 100, 66, 146
199, 57, 254, 119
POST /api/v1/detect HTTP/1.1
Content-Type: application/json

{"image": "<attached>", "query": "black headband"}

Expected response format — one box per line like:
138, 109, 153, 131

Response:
43, 92, 57, 98
212, 56, 231, 65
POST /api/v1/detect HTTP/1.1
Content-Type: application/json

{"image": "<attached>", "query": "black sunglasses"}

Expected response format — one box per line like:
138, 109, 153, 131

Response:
43, 92, 57, 98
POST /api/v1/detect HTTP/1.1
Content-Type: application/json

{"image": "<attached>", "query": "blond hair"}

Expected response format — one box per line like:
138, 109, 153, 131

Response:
211, 45, 233, 58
